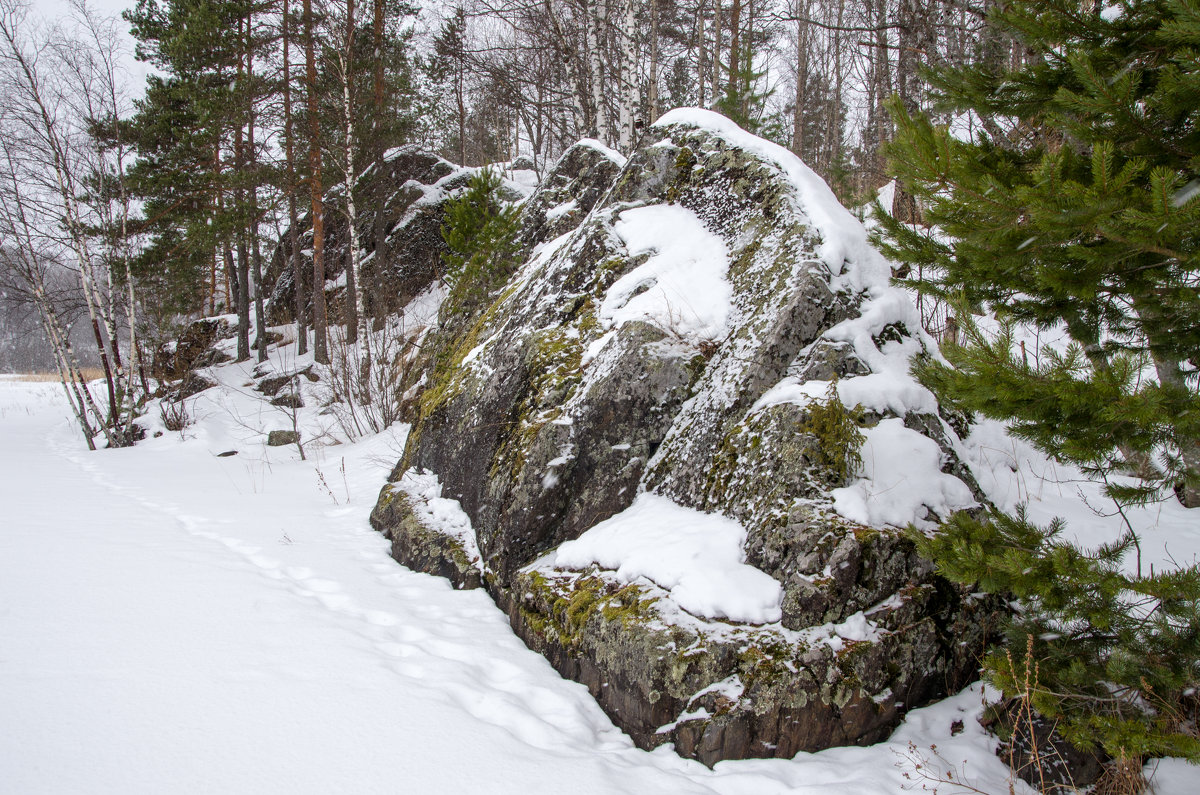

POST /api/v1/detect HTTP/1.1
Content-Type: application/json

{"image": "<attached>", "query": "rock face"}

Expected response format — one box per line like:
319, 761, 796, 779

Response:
152, 316, 235, 381
369, 111, 997, 765
266, 149, 537, 325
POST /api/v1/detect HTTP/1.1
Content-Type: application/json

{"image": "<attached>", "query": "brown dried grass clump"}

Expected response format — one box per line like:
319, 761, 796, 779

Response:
12, 368, 106, 382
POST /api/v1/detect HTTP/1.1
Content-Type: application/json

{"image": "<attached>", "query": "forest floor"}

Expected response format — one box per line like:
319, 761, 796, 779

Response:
0, 356, 1193, 794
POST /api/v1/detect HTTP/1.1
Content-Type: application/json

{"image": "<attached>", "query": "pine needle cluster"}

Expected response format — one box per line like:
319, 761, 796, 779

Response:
799, 380, 866, 483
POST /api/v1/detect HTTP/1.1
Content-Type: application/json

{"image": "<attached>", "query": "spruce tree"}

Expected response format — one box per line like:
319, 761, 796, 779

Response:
878, 0, 1200, 506
877, 0, 1200, 772
440, 168, 520, 312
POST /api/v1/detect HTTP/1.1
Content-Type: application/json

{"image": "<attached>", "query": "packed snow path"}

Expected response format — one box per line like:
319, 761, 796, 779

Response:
3, 378, 1187, 794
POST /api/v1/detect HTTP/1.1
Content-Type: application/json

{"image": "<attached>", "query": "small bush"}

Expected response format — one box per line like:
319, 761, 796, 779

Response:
440, 167, 521, 312
799, 380, 865, 482
159, 399, 190, 432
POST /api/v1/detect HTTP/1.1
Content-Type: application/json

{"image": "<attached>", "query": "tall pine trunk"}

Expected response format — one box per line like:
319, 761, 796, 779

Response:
369, 0, 387, 333
304, 0, 329, 364
282, 0, 307, 355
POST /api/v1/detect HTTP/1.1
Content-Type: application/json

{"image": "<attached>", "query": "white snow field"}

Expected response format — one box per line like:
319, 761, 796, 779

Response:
0, 363, 1193, 794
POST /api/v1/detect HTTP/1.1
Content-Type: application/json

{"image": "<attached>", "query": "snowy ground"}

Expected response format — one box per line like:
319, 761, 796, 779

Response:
0, 358, 1192, 793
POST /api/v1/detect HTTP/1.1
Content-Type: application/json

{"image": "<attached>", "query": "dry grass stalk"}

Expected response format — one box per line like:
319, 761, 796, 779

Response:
12, 368, 106, 382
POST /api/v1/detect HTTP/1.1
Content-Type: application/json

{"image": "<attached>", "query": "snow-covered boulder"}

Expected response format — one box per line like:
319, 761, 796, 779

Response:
518, 138, 626, 246
152, 315, 235, 382
370, 109, 998, 765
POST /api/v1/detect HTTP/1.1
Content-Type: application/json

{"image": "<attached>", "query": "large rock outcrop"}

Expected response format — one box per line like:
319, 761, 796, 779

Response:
369, 111, 997, 765
266, 149, 537, 325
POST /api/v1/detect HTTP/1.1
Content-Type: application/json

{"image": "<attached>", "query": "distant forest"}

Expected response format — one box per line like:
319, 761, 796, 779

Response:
0, 0, 1007, 373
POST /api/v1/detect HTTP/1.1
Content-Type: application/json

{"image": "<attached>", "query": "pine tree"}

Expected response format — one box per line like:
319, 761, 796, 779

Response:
879, 0, 1200, 772
440, 168, 520, 312
124, 0, 267, 348
429, 7, 468, 166
713, 0, 774, 135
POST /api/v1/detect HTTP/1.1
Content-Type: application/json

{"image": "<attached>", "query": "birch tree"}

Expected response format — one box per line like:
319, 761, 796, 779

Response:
0, 0, 148, 446
0, 0, 131, 444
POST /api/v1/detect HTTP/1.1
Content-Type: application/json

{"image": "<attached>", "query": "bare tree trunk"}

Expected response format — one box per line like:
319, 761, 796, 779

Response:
93, 6, 141, 433
233, 14, 251, 363
244, 12, 267, 365
696, 0, 708, 107
544, 0, 589, 139
726, 0, 741, 108
282, 0, 307, 355
65, 0, 143, 438
827, 0, 846, 174
40, 306, 97, 448
711, 1, 722, 103
369, 0, 388, 333
585, 0, 608, 142
339, 0, 369, 365
304, 0, 329, 364
648, 0, 659, 120
617, 0, 637, 152
791, 1, 810, 156
209, 250, 218, 316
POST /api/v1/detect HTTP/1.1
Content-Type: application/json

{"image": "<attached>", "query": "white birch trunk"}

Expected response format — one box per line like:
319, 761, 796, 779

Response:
617, 0, 637, 152
340, 43, 372, 392
585, 0, 609, 143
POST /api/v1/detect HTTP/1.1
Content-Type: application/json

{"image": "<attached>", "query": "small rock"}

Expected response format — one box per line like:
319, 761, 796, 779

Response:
986, 698, 1106, 792
192, 349, 233, 369
266, 430, 301, 447
270, 393, 304, 409
257, 365, 315, 396
257, 373, 295, 396
176, 373, 216, 400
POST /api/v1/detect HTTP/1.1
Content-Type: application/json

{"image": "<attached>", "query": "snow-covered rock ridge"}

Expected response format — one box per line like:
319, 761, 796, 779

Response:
369, 109, 999, 765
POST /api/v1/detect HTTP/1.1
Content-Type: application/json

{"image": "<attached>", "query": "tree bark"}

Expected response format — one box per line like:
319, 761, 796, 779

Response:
792, 4, 810, 157
246, 12, 267, 364
304, 0, 329, 364
233, 14, 251, 363
585, 0, 608, 142
617, 0, 636, 152
283, 0, 308, 355
370, 0, 388, 329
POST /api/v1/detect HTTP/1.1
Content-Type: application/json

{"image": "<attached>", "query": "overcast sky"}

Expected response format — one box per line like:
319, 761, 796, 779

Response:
39, 0, 151, 97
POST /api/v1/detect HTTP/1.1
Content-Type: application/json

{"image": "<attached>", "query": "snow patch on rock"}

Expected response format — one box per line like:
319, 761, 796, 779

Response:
536, 493, 783, 624
600, 204, 732, 345
833, 418, 977, 529
396, 469, 483, 573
